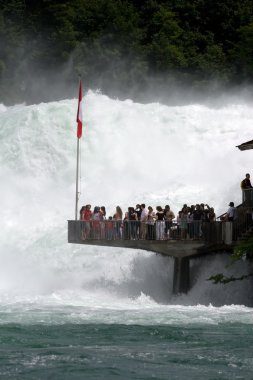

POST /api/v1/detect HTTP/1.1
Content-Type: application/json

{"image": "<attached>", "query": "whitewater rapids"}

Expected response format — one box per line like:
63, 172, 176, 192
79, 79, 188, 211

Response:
1, 91, 253, 319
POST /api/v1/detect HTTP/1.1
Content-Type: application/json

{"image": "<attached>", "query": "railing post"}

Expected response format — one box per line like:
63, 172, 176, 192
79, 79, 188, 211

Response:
222, 222, 233, 245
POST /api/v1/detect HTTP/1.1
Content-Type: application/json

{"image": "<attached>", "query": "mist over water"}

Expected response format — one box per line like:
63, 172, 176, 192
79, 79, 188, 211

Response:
1, 91, 253, 324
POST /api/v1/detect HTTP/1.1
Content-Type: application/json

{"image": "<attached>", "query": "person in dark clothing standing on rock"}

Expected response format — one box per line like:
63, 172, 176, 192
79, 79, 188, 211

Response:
241, 173, 253, 204
241, 173, 252, 189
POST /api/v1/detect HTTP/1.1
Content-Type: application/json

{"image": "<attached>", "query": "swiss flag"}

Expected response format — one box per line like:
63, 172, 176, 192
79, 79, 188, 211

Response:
76, 80, 83, 139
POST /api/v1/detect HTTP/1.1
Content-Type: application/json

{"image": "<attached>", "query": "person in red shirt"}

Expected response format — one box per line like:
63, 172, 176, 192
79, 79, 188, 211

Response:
81, 204, 92, 240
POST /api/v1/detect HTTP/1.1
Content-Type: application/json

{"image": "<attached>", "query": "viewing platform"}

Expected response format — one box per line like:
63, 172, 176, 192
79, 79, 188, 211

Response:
68, 219, 250, 294
68, 190, 253, 294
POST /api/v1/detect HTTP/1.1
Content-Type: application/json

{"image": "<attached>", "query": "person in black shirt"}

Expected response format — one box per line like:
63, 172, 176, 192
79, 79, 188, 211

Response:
193, 204, 203, 239
135, 204, 141, 238
241, 173, 252, 189
241, 173, 253, 204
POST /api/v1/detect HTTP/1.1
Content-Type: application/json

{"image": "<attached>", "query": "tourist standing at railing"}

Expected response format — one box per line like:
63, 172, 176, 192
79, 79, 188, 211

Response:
164, 205, 175, 239
176, 211, 182, 238
92, 206, 102, 239
225, 202, 237, 222
241, 173, 253, 204
140, 204, 148, 239
241, 173, 252, 190
199, 204, 211, 240
113, 206, 123, 220
101, 206, 106, 218
80, 206, 85, 220
80, 204, 92, 240
193, 204, 203, 239
123, 212, 129, 239
128, 207, 137, 239
113, 206, 123, 239
80, 205, 86, 240
135, 204, 141, 220
180, 206, 188, 240
188, 205, 195, 239
208, 207, 216, 222
156, 206, 165, 240
221, 202, 238, 243
146, 206, 156, 239
200, 204, 210, 222
100, 206, 106, 238
135, 204, 141, 239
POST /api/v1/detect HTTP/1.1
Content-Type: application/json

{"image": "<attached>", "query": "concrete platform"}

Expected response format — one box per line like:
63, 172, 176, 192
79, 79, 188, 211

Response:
68, 220, 232, 294
72, 238, 205, 258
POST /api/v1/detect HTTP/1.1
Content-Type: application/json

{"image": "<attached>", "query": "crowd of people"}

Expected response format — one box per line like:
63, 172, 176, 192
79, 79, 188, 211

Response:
79, 203, 217, 241
76, 174, 253, 242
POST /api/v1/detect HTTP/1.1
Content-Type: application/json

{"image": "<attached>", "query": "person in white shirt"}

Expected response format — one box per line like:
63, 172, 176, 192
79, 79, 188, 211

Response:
146, 206, 156, 239
164, 205, 175, 238
226, 202, 237, 221
140, 203, 148, 239
156, 206, 165, 240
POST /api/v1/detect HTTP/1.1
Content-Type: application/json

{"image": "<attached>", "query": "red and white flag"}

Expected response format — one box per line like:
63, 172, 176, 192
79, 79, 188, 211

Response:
76, 80, 83, 139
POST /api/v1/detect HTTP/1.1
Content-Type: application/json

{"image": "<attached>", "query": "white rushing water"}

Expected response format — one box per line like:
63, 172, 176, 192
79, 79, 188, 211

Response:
1, 91, 253, 324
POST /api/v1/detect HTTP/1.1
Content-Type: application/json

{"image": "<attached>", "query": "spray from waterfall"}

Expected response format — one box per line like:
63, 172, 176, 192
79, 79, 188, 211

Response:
1, 91, 253, 307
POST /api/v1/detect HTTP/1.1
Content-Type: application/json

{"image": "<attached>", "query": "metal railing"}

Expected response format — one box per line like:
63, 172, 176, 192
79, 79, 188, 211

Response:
68, 213, 253, 246
76, 220, 204, 241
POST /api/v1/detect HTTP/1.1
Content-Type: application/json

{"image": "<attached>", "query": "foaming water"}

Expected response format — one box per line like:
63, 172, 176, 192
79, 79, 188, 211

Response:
1, 91, 253, 324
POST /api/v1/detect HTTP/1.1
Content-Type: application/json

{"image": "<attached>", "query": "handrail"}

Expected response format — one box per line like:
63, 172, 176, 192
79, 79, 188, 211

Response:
68, 210, 253, 246
216, 203, 243, 221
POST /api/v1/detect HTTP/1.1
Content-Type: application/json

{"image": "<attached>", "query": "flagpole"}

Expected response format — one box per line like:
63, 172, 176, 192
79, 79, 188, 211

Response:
75, 137, 80, 220
75, 79, 83, 221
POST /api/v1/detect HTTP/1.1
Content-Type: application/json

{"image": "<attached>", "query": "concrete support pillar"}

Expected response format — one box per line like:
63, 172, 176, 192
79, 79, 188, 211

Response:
173, 257, 190, 294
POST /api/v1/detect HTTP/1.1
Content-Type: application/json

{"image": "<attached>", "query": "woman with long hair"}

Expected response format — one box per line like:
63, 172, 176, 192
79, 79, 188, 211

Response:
113, 206, 123, 239
156, 206, 165, 240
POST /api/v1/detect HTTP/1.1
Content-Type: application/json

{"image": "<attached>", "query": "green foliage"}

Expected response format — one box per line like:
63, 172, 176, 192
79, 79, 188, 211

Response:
146, 6, 186, 70
1, 0, 253, 103
233, 236, 253, 260
208, 272, 253, 284
208, 237, 253, 284
230, 22, 253, 80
